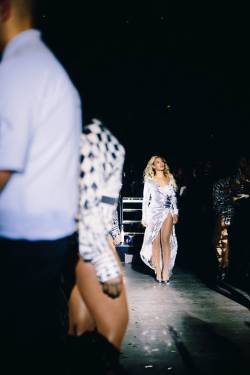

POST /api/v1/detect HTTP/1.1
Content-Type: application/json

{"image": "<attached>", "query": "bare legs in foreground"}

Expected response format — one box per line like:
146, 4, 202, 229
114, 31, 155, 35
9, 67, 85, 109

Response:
68, 238, 129, 350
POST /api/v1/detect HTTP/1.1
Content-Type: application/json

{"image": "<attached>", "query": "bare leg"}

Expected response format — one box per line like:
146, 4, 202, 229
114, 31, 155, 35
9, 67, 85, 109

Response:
151, 232, 161, 281
68, 237, 128, 350
75, 260, 128, 349
160, 214, 173, 282
68, 285, 95, 336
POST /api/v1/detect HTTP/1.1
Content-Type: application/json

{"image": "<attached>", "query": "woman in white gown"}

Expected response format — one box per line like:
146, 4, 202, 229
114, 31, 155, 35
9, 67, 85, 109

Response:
140, 156, 178, 283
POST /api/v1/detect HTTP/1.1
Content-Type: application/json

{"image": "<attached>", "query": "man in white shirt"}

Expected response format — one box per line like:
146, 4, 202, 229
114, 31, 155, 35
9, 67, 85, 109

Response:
0, 1, 81, 372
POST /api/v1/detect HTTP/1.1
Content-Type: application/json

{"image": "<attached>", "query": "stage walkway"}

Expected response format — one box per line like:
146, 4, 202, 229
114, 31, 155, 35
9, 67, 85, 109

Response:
120, 264, 250, 375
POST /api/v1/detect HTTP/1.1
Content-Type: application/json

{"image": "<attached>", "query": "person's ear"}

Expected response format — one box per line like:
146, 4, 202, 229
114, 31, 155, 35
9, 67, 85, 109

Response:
0, 0, 11, 23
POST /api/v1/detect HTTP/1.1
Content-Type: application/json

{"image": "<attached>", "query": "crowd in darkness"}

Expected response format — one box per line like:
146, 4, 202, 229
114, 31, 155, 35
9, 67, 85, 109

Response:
120, 155, 250, 295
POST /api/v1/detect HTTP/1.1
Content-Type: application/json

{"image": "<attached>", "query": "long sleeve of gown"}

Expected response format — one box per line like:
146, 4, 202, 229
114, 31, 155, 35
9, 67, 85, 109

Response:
171, 188, 179, 215
142, 180, 151, 225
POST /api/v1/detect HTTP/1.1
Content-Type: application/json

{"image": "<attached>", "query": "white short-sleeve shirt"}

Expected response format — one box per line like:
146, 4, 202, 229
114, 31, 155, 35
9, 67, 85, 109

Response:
0, 29, 82, 240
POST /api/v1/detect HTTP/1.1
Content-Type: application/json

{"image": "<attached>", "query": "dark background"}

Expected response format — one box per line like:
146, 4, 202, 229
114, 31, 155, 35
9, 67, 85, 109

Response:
37, 1, 249, 172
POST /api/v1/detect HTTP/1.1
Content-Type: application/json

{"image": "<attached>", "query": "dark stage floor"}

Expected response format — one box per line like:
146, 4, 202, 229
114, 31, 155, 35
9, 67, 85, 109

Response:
120, 264, 250, 375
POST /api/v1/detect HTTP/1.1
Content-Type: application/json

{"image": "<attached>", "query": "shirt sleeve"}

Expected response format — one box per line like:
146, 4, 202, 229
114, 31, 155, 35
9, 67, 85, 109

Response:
142, 180, 151, 225
0, 69, 32, 172
79, 208, 121, 283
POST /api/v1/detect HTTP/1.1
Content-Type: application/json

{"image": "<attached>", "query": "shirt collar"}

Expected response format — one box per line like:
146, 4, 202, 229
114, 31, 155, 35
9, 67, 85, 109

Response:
2, 29, 41, 61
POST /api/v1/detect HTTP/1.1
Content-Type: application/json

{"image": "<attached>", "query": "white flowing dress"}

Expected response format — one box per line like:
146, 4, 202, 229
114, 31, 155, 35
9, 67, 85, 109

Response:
140, 178, 178, 275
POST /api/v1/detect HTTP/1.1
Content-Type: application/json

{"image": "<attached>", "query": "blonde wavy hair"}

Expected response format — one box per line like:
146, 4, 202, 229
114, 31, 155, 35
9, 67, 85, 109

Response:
143, 155, 177, 190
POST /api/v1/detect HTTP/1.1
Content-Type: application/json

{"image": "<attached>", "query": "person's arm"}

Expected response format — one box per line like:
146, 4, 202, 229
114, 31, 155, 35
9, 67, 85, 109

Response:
171, 186, 179, 224
79, 212, 122, 298
0, 171, 12, 191
141, 180, 151, 226
171, 190, 179, 215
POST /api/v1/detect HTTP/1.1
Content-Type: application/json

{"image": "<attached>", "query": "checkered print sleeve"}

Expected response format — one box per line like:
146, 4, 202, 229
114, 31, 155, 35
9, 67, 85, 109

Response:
78, 120, 125, 283
110, 210, 122, 245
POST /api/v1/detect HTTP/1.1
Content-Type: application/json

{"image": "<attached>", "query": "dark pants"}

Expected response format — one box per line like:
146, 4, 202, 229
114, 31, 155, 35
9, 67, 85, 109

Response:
0, 233, 78, 374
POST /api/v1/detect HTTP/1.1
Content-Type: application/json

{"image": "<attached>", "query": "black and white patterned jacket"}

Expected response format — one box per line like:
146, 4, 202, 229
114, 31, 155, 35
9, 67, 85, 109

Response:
78, 119, 125, 283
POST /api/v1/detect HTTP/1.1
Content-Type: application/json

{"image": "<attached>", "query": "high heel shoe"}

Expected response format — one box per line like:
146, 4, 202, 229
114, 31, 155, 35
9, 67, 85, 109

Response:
162, 279, 170, 285
155, 272, 162, 283
154, 268, 162, 283
161, 268, 169, 284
